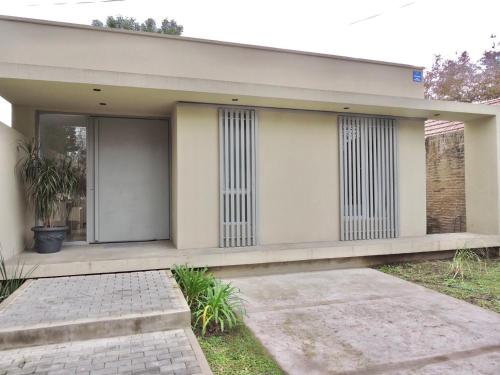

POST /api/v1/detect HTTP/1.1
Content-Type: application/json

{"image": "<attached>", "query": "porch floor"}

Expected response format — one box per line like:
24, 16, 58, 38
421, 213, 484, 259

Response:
7, 233, 500, 278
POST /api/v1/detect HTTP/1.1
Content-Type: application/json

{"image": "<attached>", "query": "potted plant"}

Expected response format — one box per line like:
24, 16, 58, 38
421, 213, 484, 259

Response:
17, 140, 78, 253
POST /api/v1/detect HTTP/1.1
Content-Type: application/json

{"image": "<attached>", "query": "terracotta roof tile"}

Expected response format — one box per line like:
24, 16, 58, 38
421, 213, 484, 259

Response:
425, 98, 500, 137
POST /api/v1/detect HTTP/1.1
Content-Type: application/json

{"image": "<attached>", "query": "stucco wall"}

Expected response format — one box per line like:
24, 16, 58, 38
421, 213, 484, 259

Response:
172, 104, 427, 248
173, 104, 219, 249
399, 118, 426, 237
0, 122, 26, 259
0, 17, 423, 99
465, 116, 499, 234
258, 110, 339, 244
12, 105, 36, 138
4, 102, 429, 252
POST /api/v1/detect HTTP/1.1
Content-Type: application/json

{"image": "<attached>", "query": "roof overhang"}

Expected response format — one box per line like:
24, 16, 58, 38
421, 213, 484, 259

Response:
0, 64, 498, 122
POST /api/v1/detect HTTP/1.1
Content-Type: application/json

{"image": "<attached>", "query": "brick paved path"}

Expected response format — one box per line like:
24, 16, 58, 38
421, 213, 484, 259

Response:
0, 271, 211, 374
0, 271, 184, 328
0, 329, 203, 375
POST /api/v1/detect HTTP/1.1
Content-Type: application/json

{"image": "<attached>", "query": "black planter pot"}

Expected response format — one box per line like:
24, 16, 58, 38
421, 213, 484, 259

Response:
31, 226, 68, 254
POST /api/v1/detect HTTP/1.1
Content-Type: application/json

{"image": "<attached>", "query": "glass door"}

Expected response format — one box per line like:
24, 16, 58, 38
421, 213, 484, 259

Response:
38, 113, 88, 242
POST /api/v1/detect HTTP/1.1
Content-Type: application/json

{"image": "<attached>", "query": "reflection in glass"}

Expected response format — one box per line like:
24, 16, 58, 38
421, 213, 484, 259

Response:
39, 114, 87, 241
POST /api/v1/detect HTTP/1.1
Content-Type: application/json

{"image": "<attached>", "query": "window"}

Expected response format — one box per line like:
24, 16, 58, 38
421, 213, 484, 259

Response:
339, 115, 399, 240
39, 113, 88, 242
219, 108, 257, 247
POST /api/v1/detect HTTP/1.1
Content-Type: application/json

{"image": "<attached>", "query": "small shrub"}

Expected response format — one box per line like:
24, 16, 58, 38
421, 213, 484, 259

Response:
0, 252, 37, 303
194, 280, 245, 336
173, 265, 215, 309
172, 265, 245, 336
449, 248, 485, 280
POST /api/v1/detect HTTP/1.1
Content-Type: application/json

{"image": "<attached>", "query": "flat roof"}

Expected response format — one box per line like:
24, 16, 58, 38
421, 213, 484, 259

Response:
1, 76, 498, 122
0, 15, 425, 71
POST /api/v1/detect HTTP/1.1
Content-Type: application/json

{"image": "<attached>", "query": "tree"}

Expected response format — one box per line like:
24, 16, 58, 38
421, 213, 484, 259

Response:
424, 52, 479, 102
105, 15, 140, 31
141, 18, 157, 33
477, 50, 500, 100
91, 16, 183, 35
425, 36, 500, 102
159, 18, 183, 35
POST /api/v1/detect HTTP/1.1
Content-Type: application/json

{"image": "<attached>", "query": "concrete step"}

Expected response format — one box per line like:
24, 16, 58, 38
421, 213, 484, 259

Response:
0, 270, 191, 350
0, 328, 212, 375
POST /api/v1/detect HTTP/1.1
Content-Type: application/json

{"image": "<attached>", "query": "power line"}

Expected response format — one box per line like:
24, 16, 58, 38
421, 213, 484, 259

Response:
349, 0, 417, 26
26, 0, 125, 6
349, 13, 382, 26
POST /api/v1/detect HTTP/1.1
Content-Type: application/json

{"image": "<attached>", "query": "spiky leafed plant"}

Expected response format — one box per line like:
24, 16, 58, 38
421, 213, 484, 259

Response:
0, 251, 37, 302
194, 281, 245, 336
173, 265, 215, 309
449, 247, 485, 280
17, 140, 78, 227
173, 265, 245, 335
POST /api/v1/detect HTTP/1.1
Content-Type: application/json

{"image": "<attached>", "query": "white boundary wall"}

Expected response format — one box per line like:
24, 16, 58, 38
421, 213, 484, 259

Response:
0, 122, 26, 259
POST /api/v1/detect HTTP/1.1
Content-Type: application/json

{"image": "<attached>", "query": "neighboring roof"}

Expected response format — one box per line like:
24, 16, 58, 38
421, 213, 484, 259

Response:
425, 98, 500, 137
425, 120, 465, 137
482, 97, 500, 106
0, 15, 424, 71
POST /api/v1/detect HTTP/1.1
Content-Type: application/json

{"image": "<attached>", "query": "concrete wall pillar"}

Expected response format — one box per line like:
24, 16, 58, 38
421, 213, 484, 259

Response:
171, 103, 219, 249
0, 122, 27, 259
399, 119, 427, 237
464, 115, 500, 234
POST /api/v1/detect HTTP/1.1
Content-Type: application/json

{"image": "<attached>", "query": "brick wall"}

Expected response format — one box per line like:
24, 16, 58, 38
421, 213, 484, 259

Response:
426, 130, 466, 234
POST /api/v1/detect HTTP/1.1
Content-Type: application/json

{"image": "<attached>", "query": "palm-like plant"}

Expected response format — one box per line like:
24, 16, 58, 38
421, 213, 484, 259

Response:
172, 265, 246, 336
0, 251, 37, 302
194, 280, 245, 336
17, 140, 78, 227
173, 265, 215, 309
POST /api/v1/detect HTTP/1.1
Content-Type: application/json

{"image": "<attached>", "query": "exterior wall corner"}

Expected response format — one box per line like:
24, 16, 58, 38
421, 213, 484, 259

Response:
464, 115, 500, 235
398, 118, 426, 237
172, 103, 219, 249
0, 122, 28, 259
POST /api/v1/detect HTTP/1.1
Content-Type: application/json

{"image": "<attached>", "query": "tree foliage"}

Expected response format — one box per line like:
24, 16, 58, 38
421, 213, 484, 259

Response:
91, 15, 183, 35
425, 37, 500, 102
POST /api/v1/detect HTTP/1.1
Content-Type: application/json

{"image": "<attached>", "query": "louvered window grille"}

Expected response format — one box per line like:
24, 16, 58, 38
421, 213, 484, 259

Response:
339, 115, 399, 240
219, 108, 257, 247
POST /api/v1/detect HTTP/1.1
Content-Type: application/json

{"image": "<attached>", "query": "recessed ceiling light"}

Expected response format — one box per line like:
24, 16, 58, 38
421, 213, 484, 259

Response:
343, 107, 350, 110
93, 88, 101, 92
99, 102, 107, 106
232, 98, 239, 102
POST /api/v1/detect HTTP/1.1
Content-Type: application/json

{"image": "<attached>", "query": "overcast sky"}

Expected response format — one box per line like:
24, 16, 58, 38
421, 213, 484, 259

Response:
1, 0, 499, 69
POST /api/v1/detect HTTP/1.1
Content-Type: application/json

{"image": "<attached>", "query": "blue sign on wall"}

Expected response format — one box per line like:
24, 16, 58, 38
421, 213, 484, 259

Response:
413, 70, 422, 83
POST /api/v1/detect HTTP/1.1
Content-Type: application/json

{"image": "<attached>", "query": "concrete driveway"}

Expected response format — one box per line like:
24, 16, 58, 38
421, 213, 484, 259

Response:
226, 268, 500, 375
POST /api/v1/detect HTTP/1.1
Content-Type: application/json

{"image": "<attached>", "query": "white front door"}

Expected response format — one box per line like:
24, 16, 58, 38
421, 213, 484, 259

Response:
92, 117, 169, 242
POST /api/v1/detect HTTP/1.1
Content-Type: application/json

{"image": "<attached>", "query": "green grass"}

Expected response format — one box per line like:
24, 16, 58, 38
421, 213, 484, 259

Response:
377, 257, 500, 313
197, 323, 284, 375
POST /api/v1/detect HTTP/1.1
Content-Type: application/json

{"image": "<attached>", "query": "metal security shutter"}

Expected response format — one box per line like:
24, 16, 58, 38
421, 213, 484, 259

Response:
219, 108, 257, 247
339, 115, 399, 240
